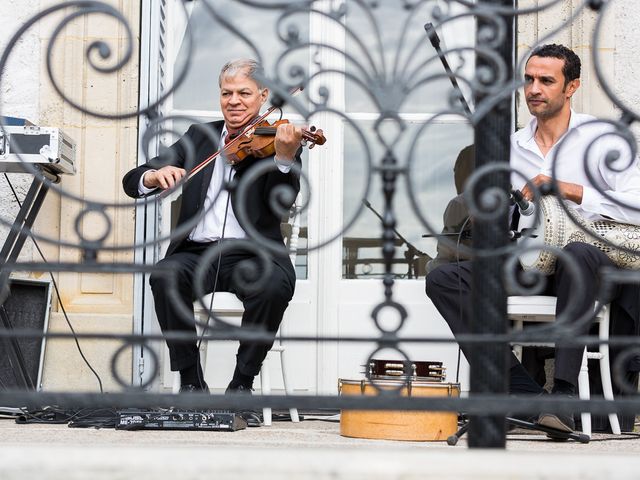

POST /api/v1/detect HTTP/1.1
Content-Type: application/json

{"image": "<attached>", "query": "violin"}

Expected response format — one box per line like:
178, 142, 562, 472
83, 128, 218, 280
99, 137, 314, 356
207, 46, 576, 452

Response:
224, 119, 326, 165
187, 117, 326, 181
184, 86, 326, 181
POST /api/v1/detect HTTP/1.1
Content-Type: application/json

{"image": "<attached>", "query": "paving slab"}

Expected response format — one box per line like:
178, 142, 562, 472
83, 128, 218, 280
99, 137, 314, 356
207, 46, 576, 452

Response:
1, 417, 640, 479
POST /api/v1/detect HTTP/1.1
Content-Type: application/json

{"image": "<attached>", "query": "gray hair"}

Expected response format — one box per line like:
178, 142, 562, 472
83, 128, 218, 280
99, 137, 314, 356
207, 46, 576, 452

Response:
218, 59, 266, 89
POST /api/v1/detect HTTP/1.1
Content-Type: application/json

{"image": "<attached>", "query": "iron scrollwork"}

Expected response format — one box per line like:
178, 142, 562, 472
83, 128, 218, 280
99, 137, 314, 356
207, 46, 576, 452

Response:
1, 0, 640, 448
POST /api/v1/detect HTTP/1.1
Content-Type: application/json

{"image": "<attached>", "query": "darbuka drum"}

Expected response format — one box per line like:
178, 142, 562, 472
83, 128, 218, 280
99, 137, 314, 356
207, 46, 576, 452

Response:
339, 379, 460, 441
518, 195, 640, 274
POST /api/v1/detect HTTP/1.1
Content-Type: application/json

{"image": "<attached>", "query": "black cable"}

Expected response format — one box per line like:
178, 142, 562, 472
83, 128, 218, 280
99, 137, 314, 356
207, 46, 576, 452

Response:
194, 147, 235, 390
67, 407, 118, 428
17, 405, 79, 424
2, 172, 104, 392
16, 405, 118, 428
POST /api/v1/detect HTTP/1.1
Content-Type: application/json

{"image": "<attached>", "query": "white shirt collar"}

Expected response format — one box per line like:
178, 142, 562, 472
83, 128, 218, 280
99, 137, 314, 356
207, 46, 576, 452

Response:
516, 108, 581, 149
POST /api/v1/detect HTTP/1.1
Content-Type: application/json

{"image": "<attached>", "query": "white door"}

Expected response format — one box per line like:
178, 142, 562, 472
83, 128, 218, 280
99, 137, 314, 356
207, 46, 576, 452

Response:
139, 0, 475, 393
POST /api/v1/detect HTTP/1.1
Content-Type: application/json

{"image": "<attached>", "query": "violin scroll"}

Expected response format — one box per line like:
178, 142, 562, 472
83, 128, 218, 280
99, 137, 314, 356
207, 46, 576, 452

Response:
302, 125, 326, 149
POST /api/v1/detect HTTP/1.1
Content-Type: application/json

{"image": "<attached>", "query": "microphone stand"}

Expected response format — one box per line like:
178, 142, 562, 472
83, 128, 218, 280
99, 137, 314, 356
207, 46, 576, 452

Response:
362, 199, 430, 279
422, 232, 471, 239
424, 22, 473, 116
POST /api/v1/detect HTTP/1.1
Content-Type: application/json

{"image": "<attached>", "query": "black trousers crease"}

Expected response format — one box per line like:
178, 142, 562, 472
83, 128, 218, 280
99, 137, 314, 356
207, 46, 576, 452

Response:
149, 240, 295, 377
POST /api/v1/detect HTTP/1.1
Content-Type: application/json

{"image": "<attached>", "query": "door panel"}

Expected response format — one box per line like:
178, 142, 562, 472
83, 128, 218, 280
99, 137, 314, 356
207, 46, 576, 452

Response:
145, 0, 475, 394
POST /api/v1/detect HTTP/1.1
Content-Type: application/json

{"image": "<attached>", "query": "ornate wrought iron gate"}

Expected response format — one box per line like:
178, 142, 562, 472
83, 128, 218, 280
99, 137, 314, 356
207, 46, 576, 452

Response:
1, 0, 639, 448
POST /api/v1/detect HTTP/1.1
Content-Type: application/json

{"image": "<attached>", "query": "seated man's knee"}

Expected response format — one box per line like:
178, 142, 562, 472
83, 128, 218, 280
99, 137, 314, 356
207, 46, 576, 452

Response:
267, 274, 294, 303
561, 242, 608, 268
149, 259, 189, 293
425, 269, 441, 298
425, 263, 459, 298
244, 268, 294, 304
149, 270, 165, 292
562, 241, 591, 257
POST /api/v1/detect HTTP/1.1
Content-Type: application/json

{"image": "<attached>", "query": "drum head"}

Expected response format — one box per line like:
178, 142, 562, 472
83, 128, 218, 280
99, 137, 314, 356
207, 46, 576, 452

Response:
517, 213, 545, 269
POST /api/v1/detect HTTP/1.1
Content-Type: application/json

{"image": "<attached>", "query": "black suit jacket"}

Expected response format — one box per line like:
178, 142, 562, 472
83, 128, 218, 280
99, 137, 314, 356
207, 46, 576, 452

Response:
123, 120, 301, 271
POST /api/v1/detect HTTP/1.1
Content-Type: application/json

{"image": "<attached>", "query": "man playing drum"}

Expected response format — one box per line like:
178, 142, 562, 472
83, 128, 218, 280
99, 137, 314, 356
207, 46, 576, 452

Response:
426, 44, 640, 435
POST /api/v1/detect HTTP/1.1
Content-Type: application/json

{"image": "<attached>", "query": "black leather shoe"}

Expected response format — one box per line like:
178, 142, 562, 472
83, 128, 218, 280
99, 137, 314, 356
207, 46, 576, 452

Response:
538, 412, 575, 432
225, 385, 263, 426
238, 410, 263, 427
507, 391, 546, 432
179, 381, 209, 393
225, 384, 253, 395
538, 391, 576, 439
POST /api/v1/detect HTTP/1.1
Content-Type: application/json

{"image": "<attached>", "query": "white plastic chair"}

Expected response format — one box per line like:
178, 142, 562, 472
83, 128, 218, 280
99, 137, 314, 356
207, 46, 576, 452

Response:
172, 192, 303, 426
508, 295, 621, 437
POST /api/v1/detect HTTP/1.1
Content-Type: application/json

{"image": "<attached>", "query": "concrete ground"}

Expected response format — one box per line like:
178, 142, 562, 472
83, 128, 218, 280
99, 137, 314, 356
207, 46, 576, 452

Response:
2, 415, 640, 479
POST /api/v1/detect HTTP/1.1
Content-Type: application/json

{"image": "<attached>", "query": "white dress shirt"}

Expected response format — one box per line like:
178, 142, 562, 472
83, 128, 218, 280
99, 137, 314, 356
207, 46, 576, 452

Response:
510, 110, 640, 225
138, 125, 294, 242
188, 128, 245, 241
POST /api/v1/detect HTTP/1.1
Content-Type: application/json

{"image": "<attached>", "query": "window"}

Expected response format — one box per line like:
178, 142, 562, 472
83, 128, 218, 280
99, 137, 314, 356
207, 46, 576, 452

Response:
340, 2, 474, 278
160, 0, 475, 280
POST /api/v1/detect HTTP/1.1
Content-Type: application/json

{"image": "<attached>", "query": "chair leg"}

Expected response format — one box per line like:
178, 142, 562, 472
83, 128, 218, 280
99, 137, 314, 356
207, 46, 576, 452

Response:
260, 357, 273, 426
513, 320, 524, 361
578, 348, 591, 438
598, 307, 622, 434
172, 371, 181, 394
279, 347, 299, 422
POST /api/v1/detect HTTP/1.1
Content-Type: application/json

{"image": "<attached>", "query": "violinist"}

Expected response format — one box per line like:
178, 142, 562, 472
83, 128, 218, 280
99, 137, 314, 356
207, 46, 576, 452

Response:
122, 59, 303, 410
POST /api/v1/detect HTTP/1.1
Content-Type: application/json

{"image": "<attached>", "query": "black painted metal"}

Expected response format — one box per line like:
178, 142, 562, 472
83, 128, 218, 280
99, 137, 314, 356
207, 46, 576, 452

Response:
1, 0, 640, 450
468, 0, 512, 448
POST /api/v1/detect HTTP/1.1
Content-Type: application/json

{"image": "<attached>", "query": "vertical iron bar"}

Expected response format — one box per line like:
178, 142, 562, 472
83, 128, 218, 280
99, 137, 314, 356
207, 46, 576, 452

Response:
468, 1, 513, 448
381, 150, 398, 302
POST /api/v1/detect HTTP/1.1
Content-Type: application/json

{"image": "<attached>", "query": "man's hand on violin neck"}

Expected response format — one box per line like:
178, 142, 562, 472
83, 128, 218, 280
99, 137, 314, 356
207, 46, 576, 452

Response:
274, 122, 303, 162
143, 165, 186, 190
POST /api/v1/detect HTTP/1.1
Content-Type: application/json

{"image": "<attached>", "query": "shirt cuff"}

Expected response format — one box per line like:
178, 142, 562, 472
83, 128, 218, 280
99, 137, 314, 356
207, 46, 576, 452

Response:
274, 156, 293, 174
138, 170, 158, 196
580, 185, 601, 216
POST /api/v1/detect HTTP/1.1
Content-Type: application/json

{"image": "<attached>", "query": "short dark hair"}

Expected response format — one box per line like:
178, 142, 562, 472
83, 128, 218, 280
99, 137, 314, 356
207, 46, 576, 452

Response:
529, 44, 581, 84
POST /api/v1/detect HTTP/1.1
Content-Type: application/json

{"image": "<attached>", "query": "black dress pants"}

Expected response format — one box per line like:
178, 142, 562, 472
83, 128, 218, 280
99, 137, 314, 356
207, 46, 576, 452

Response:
149, 240, 295, 377
425, 242, 619, 388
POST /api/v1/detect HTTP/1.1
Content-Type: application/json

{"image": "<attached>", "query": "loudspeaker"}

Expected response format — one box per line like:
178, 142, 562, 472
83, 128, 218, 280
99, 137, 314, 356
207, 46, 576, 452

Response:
0, 278, 52, 391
